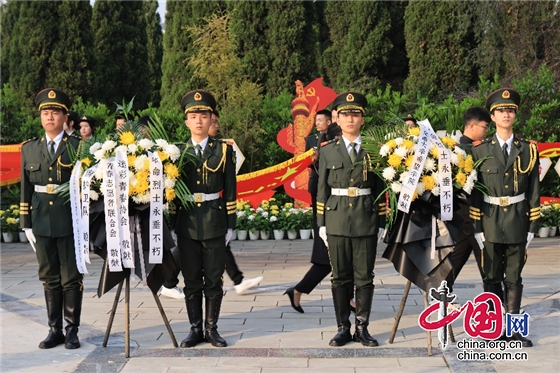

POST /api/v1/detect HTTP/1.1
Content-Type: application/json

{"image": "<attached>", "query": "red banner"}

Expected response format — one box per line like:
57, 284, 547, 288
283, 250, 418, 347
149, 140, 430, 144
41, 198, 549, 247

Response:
0, 144, 22, 186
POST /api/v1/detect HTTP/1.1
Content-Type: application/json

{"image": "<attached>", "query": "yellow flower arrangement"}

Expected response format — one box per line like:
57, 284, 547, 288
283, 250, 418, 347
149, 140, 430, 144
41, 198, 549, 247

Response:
0, 206, 20, 233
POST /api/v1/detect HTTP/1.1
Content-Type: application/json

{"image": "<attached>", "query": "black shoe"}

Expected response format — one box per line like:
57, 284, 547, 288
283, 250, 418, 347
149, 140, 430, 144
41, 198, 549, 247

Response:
180, 328, 204, 348
39, 328, 65, 349
353, 327, 379, 347
284, 288, 304, 313
204, 296, 227, 347
64, 326, 80, 349
205, 329, 227, 347
329, 327, 352, 347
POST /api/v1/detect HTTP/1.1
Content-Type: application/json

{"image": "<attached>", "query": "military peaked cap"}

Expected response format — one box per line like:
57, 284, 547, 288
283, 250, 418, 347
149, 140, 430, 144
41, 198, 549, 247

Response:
35, 88, 71, 112
333, 91, 367, 114
181, 90, 216, 114
485, 88, 520, 113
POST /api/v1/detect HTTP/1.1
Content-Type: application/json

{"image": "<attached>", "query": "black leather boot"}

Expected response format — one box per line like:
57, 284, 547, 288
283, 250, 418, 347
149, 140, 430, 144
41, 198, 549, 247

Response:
63, 289, 83, 349
353, 286, 378, 347
204, 296, 227, 347
180, 296, 204, 348
39, 289, 65, 349
504, 284, 532, 347
329, 286, 352, 347
483, 282, 504, 311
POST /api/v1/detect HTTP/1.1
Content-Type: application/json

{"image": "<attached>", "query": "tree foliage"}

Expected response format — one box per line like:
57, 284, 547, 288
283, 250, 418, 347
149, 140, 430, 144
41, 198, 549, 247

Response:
144, 0, 163, 106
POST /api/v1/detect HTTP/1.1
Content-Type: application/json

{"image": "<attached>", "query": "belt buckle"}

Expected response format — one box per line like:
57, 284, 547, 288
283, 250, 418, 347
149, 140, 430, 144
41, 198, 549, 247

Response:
347, 187, 357, 197
194, 193, 204, 203
46, 184, 55, 194
499, 197, 509, 206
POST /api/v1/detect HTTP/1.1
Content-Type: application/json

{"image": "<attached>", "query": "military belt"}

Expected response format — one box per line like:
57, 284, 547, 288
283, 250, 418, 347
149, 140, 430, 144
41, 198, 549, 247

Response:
483, 193, 525, 207
34, 184, 61, 194
185, 192, 220, 203
331, 187, 371, 197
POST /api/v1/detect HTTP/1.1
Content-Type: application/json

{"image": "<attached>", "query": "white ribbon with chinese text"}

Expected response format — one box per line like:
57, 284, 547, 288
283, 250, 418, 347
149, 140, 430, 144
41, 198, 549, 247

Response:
148, 151, 164, 264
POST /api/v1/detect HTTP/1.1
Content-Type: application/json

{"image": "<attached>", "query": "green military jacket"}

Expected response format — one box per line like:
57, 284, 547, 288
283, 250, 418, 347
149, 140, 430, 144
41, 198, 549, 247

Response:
470, 135, 540, 243
20, 133, 80, 237
175, 138, 236, 241
316, 138, 386, 237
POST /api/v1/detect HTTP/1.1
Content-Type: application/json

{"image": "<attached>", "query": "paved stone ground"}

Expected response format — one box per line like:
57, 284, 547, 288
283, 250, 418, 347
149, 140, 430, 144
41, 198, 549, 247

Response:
1, 236, 559, 373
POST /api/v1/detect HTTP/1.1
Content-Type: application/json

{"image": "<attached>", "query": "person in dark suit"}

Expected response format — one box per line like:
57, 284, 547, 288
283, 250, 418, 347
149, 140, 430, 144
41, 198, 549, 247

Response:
285, 110, 355, 313
317, 92, 386, 347
446, 106, 491, 290
470, 88, 540, 347
64, 110, 81, 138
175, 90, 236, 348
20, 88, 83, 349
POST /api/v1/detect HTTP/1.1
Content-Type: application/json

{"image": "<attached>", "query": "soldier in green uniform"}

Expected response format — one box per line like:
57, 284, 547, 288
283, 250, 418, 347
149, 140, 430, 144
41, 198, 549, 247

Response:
20, 88, 83, 349
317, 92, 386, 347
176, 90, 236, 348
470, 88, 540, 347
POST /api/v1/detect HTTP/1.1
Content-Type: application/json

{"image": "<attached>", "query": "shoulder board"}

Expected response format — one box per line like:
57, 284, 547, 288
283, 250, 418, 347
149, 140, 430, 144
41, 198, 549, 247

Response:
21, 137, 37, 145
320, 138, 337, 148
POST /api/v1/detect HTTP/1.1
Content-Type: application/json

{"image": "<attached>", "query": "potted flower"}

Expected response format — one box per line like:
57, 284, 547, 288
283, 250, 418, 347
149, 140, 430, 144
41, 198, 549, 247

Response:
0, 205, 20, 243
254, 207, 271, 240
297, 207, 313, 239
236, 200, 252, 241
538, 204, 554, 237
278, 203, 300, 239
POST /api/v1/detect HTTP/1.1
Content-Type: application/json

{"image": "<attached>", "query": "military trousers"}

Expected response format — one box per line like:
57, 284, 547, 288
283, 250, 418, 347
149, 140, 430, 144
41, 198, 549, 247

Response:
482, 241, 527, 286
328, 235, 376, 289
35, 235, 83, 291
178, 235, 225, 298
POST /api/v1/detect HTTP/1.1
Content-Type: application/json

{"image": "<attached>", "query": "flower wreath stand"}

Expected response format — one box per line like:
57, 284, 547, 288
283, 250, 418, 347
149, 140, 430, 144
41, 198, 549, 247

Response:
90, 200, 179, 357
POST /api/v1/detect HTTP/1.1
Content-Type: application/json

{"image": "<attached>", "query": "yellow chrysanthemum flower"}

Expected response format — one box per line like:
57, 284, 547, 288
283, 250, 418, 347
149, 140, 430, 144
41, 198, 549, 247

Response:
13, 210, 19, 215
0, 210, 4, 216
441, 136, 456, 149
386, 139, 397, 150
404, 155, 414, 168
421, 175, 436, 191
388, 154, 402, 168
237, 201, 245, 210
129, 185, 135, 196
409, 127, 420, 136
403, 139, 414, 150
7, 217, 17, 224
271, 210, 279, 216
430, 146, 439, 158
120, 131, 135, 145
127, 155, 137, 167
164, 163, 179, 179
144, 158, 150, 170
158, 151, 169, 162
455, 171, 467, 187
165, 188, 176, 201
411, 192, 419, 202
135, 170, 149, 186
285, 203, 294, 209
81, 157, 92, 167
457, 153, 465, 169
136, 178, 149, 194
10, 205, 18, 210
464, 156, 474, 173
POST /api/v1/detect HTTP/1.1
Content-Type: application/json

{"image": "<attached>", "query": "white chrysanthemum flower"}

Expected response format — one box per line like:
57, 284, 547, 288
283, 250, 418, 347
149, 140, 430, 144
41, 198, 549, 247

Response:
413, 143, 423, 154
90, 142, 102, 153
129, 173, 138, 187
155, 139, 169, 149
248, 214, 255, 221
454, 146, 467, 158
166, 144, 181, 162
115, 145, 128, 154
382, 167, 397, 181
411, 135, 419, 143
380, 144, 390, 157
289, 208, 298, 214
394, 146, 408, 158
89, 190, 99, 201
134, 154, 148, 171
415, 181, 426, 196
237, 211, 245, 218
391, 182, 402, 194
394, 137, 404, 146
432, 171, 440, 184
164, 177, 176, 189
138, 138, 154, 150
256, 207, 264, 213
270, 215, 278, 223
423, 157, 436, 172
133, 193, 151, 204
95, 160, 107, 180
468, 171, 477, 183
399, 171, 410, 183
450, 152, 459, 166
127, 144, 138, 154
93, 149, 105, 161
101, 140, 117, 152
432, 186, 440, 196
463, 178, 475, 194
262, 211, 269, 218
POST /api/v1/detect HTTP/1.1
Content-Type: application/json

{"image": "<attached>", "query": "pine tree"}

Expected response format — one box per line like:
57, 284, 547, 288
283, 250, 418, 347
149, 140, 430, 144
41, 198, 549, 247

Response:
159, 0, 224, 111
144, 0, 163, 106
323, 0, 401, 92
47, 0, 96, 103
403, 1, 477, 98
1, 0, 21, 86
92, 0, 150, 109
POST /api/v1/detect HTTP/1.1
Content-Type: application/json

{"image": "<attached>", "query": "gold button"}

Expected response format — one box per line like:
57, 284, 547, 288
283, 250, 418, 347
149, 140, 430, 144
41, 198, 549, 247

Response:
505, 185, 509, 189
30, 166, 34, 169
197, 169, 201, 172
197, 203, 201, 207
327, 207, 331, 210
49, 201, 53, 205
332, 166, 335, 169
350, 179, 354, 182
349, 203, 353, 207
504, 208, 508, 212
48, 178, 52, 181
505, 172, 509, 176
219, 206, 222, 209
196, 181, 200, 185
49, 167, 53, 170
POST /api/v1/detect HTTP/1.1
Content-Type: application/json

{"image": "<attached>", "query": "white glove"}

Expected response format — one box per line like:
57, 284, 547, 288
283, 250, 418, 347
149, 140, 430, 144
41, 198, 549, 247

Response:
378, 228, 387, 243
526, 232, 534, 248
23, 228, 37, 252
225, 229, 233, 246
474, 232, 485, 249
319, 226, 328, 248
